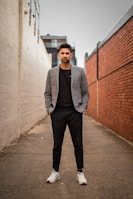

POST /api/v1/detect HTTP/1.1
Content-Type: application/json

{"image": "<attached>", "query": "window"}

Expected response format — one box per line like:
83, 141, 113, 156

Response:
52, 39, 57, 48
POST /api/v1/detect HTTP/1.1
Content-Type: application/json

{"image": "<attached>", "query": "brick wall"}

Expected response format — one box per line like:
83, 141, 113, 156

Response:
0, 0, 51, 150
86, 11, 133, 142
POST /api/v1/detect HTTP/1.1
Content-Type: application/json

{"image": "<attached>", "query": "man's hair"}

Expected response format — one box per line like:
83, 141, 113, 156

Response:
57, 43, 73, 53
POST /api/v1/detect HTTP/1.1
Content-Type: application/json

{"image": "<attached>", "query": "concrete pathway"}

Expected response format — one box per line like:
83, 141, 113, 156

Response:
0, 115, 133, 199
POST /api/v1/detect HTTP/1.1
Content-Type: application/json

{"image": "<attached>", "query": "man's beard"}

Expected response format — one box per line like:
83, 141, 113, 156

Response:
61, 58, 70, 63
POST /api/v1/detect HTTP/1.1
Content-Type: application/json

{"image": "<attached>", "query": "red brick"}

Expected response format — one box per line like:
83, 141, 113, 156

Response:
86, 17, 133, 142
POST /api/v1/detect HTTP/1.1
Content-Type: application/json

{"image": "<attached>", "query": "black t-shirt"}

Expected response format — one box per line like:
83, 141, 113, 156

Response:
56, 68, 74, 107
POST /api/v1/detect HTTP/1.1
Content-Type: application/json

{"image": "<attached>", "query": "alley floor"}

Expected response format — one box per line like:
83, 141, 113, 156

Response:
0, 115, 133, 199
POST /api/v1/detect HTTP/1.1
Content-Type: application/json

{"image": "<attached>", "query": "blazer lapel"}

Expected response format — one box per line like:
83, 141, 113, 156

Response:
55, 66, 59, 90
71, 65, 75, 86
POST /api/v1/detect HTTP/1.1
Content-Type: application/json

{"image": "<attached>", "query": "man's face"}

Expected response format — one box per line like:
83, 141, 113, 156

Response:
58, 48, 72, 63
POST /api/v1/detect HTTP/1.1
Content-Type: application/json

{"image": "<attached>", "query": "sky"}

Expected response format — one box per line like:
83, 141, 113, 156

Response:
39, 0, 133, 67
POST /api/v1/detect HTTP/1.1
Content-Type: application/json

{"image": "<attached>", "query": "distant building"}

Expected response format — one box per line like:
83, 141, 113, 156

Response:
41, 34, 77, 67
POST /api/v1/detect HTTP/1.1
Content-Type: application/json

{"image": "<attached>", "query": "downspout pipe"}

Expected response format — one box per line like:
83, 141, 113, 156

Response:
96, 41, 100, 80
96, 41, 100, 119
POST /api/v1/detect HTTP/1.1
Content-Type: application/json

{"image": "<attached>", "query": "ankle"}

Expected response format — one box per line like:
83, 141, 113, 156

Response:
78, 169, 83, 173
53, 168, 59, 172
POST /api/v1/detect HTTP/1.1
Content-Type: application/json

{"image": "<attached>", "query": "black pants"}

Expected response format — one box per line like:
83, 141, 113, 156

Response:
50, 107, 83, 171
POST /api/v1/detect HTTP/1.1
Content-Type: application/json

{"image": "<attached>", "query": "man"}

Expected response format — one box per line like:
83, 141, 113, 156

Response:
44, 43, 89, 185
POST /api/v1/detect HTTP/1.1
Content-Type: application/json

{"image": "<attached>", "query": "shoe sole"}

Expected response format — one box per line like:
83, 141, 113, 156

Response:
77, 180, 87, 185
79, 182, 87, 185
47, 177, 61, 184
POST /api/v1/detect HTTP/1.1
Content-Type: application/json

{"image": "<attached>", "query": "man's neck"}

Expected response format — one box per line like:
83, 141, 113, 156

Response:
60, 63, 71, 70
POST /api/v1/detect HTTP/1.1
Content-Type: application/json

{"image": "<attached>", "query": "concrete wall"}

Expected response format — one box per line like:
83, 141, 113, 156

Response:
85, 7, 133, 142
0, 0, 51, 151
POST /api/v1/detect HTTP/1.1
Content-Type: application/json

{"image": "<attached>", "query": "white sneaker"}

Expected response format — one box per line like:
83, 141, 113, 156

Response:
77, 172, 88, 185
47, 170, 60, 183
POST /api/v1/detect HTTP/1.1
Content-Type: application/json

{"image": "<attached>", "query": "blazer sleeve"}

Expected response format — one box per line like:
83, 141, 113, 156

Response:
81, 68, 90, 109
44, 70, 52, 113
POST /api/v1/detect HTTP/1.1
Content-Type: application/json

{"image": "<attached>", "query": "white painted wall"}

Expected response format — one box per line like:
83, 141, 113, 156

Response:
0, 0, 51, 150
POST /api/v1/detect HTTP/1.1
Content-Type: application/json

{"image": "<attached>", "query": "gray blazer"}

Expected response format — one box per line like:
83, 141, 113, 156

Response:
44, 65, 90, 114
